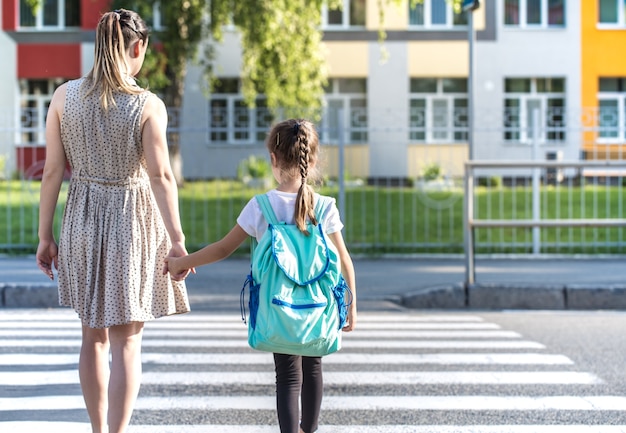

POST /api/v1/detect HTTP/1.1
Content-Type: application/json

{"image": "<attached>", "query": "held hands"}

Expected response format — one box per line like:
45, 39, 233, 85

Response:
163, 242, 194, 281
36, 240, 58, 280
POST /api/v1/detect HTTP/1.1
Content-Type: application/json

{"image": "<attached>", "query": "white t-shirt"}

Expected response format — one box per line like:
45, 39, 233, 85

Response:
237, 189, 344, 242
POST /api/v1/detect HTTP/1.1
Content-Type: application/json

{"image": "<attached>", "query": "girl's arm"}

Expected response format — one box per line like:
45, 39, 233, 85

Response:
36, 84, 67, 279
328, 230, 357, 332
165, 224, 249, 276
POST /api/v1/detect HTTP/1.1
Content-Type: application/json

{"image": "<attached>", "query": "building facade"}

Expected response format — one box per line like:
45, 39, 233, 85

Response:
1, 0, 623, 181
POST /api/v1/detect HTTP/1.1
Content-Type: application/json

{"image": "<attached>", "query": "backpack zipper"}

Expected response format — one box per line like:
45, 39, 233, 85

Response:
272, 298, 327, 309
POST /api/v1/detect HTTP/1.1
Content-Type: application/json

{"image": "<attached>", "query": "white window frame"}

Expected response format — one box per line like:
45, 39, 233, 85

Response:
408, 78, 468, 143
597, 79, 626, 143
208, 81, 272, 145
408, 0, 467, 29
503, 78, 566, 144
503, 0, 566, 29
17, 79, 63, 145
18, 0, 79, 30
597, 0, 626, 27
320, 79, 368, 144
321, 0, 366, 29
597, 96, 625, 143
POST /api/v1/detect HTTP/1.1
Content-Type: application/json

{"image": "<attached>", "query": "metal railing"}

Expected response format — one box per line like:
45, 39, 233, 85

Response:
464, 160, 626, 286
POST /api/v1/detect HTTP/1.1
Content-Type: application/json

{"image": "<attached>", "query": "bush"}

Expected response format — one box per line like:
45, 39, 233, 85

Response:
421, 163, 443, 181
237, 155, 271, 180
477, 176, 502, 188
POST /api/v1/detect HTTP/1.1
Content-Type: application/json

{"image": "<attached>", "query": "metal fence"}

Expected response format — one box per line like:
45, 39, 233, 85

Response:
1, 106, 626, 255
464, 160, 626, 284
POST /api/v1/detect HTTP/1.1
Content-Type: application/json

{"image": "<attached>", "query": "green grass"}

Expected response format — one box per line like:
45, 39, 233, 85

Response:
2, 180, 625, 255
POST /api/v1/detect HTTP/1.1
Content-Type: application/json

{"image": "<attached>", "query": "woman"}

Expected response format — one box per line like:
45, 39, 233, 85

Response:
36, 9, 190, 433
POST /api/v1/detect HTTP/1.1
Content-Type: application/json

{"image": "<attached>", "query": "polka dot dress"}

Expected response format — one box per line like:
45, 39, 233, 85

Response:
56, 78, 190, 328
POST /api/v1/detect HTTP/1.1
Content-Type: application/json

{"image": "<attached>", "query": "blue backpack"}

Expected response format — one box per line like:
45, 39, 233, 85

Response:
240, 193, 350, 357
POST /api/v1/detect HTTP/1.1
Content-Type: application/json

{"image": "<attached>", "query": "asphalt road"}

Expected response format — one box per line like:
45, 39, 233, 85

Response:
3, 308, 626, 431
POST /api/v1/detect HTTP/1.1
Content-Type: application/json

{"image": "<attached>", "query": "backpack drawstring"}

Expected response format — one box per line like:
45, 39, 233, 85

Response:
240, 273, 253, 325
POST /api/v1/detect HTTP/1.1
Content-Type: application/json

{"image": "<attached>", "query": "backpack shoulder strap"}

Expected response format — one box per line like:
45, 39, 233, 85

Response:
255, 193, 279, 225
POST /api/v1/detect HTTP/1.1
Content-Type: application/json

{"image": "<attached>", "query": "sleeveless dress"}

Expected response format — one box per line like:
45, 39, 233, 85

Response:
57, 78, 190, 328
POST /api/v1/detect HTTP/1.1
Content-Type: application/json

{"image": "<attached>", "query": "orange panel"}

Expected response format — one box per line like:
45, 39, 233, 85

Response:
580, 1, 626, 154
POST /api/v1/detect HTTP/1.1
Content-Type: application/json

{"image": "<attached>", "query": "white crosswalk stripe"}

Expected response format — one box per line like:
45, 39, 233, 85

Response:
1, 310, 625, 433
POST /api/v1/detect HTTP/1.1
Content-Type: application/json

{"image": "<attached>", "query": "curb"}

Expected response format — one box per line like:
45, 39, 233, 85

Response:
1, 283, 58, 308
3, 282, 626, 310
400, 282, 626, 310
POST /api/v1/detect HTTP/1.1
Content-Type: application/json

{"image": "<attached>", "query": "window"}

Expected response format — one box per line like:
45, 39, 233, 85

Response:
504, 0, 565, 28
19, 79, 64, 145
320, 79, 368, 144
598, 0, 626, 26
503, 78, 566, 143
409, 78, 468, 142
19, 0, 80, 29
597, 78, 626, 142
208, 79, 273, 145
322, 0, 366, 28
409, 0, 467, 28
145, 2, 164, 31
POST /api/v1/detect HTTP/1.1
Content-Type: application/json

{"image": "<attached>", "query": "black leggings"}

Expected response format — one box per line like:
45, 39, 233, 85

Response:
273, 353, 323, 433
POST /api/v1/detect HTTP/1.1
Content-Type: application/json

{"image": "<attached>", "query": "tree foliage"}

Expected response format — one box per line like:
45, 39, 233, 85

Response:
27, 0, 467, 113
210, 0, 345, 116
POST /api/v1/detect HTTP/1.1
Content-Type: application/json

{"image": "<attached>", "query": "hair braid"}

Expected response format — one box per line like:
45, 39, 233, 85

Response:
295, 130, 316, 234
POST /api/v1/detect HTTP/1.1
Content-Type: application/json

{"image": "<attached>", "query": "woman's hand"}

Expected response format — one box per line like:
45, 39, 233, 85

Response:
36, 240, 58, 280
163, 241, 194, 281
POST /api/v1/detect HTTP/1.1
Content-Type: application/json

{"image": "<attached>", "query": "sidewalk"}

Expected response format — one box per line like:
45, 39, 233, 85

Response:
1, 255, 625, 310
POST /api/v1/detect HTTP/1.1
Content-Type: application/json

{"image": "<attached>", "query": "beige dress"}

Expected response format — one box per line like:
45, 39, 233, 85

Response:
57, 78, 190, 328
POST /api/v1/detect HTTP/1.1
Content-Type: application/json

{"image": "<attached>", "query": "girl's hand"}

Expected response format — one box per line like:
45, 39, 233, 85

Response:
164, 256, 188, 281
163, 242, 194, 280
342, 305, 357, 332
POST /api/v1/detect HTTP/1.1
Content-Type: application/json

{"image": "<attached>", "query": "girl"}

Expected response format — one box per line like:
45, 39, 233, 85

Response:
166, 118, 357, 433
36, 9, 190, 433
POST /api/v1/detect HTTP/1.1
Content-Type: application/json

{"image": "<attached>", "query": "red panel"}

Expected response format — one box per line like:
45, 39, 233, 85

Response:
18, 44, 81, 78
16, 146, 71, 180
3, 0, 17, 31
81, 0, 112, 30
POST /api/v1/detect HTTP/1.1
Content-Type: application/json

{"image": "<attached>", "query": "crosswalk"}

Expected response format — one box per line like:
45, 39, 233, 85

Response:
1, 309, 626, 432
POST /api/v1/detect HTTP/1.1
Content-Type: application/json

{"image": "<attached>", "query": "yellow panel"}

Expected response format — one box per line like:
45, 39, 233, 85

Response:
366, 1, 484, 31
473, 5, 485, 30
323, 42, 369, 77
367, 0, 409, 31
408, 42, 468, 76
323, 145, 370, 178
407, 144, 468, 178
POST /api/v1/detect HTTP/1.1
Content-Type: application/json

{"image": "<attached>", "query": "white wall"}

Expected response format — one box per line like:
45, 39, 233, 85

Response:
473, 0, 582, 164
368, 41, 409, 178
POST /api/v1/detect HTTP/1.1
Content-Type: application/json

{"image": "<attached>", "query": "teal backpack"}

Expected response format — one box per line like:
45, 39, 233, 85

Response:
240, 193, 351, 357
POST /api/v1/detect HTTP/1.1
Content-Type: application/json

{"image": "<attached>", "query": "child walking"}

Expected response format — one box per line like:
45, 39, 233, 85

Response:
165, 118, 357, 433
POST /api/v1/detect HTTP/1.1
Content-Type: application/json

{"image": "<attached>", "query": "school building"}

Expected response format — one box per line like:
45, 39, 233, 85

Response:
1, 1, 625, 181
